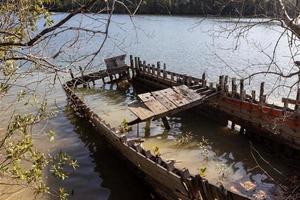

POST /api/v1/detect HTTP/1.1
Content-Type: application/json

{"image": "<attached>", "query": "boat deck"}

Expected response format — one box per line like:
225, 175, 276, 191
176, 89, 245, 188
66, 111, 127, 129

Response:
129, 85, 218, 122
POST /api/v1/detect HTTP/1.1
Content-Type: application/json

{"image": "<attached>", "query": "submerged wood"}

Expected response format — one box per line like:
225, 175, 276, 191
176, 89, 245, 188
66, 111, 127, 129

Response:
63, 54, 300, 200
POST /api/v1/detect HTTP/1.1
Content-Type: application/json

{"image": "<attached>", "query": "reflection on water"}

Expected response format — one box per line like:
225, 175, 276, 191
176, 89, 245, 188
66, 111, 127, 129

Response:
75, 81, 299, 200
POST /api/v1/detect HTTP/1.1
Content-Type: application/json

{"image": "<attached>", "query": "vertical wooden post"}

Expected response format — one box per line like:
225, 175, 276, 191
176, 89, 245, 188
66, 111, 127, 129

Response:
259, 82, 265, 104
295, 88, 300, 112
240, 79, 244, 100
240, 127, 245, 134
134, 57, 139, 75
283, 99, 288, 111
126, 66, 131, 79
251, 90, 256, 102
163, 63, 167, 79
219, 75, 224, 91
138, 57, 141, 72
79, 66, 87, 88
224, 76, 228, 93
182, 75, 187, 85
161, 117, 170, 130
130, 55, 135, 77
231, 122, 236, 130
69, 69, 74, 79
202, 73, 206, 87
142, 61, 146, 72
79, 66, 84, 77
144, 120, 151, 138
232, 78, 237, 97
157, 61, 161, 77
147, 64, 151, 73
151, 64, 155, 75
186, 76, 191, 86
130, 55, 134, 68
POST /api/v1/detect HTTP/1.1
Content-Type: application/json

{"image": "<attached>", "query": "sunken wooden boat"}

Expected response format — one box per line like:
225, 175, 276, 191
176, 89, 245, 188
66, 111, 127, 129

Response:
63, 55, 300, 200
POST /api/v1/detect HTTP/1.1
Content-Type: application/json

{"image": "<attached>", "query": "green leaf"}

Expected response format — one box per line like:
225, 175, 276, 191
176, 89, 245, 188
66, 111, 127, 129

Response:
48, 130, 56, 142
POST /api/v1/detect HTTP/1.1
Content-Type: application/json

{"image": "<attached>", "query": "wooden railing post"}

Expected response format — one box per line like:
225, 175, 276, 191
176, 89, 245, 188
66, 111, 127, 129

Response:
142, 60, 146, 72
259, 82, 265, 104
219, 75, 224, 92
151, 64, 155, 75
79, 66, 84, 77
138, 57, 141, 71
79, 66, 87, 88
130, 55, 135, 77
295, 88, 300, 112
163, 63, 167, 79
171, 72, 174, 81
240, 79, 244, 100
224, 76, 229, 93
69, 69, 74, 79
231, 78, 237, 97
251, 90, 256, 102
157, 61, 161, 77
130, 55, 134, 68
202, 73, 206, 87
134, 57, 139, 75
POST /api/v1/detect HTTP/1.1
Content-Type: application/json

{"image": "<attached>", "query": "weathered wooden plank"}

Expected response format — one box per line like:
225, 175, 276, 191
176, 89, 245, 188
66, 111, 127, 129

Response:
282, 98, 300, 105
128, 101, 154, 120
151, 90, 177, 111
173, 85, 201, 101
144, 99, 169, 115
138, 92, 155, 102
105, 54, 126, 69
159, 88, 190, 107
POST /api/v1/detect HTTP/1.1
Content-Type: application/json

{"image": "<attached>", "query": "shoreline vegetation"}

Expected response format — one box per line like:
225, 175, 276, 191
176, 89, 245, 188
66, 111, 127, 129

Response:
47, 0, 289, 17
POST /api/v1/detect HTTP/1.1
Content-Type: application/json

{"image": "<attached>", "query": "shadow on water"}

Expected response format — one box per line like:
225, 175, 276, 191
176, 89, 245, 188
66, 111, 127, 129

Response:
63, 105, 158, 200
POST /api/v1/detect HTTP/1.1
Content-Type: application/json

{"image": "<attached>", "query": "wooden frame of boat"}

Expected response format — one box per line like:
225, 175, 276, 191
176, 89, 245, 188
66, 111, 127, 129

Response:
63, 54, 300, 200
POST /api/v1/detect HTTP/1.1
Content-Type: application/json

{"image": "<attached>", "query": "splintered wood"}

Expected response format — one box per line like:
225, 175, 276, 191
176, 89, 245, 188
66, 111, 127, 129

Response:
129, 85, 217, 122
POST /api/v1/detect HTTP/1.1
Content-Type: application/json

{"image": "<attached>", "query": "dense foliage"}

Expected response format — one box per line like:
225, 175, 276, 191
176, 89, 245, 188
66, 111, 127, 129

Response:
49, 0, 290, 17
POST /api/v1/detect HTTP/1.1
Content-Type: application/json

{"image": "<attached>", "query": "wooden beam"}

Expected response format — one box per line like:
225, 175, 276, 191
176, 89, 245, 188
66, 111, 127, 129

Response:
161, 117, 170, 130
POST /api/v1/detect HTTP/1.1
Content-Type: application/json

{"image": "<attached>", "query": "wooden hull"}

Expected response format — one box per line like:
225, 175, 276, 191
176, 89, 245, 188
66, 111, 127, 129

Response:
63, 82, 250, 200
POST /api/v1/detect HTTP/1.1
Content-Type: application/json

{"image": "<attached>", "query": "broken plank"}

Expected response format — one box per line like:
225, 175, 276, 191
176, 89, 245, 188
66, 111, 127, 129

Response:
128, 101, 155, 120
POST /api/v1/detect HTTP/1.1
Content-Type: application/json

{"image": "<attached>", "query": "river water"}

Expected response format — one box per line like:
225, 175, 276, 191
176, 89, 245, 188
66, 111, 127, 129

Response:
1, 14, 299, 199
